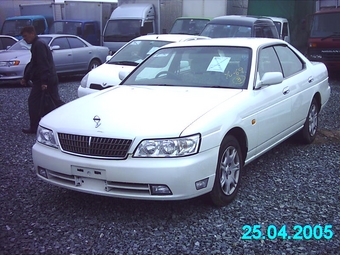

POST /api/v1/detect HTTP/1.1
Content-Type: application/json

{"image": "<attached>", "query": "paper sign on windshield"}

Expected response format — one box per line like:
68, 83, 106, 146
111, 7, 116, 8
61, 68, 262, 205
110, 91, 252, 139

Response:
207, 57, 231, 72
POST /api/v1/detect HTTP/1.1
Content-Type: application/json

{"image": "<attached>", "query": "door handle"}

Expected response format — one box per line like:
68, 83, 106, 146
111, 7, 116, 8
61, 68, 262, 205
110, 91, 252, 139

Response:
308, 76, 314, 83
282, 87, 290, 95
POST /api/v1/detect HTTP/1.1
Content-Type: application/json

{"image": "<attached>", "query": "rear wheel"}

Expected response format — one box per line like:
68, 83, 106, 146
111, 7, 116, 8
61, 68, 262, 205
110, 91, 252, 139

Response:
210, 135, 243, 207
300, 98, 319, 144
88, 59, 101, 72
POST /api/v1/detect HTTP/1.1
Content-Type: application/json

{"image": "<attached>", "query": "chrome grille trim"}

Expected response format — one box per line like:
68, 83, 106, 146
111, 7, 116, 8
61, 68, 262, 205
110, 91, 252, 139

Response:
105, 181, 151, 194
58, 133, 132, 159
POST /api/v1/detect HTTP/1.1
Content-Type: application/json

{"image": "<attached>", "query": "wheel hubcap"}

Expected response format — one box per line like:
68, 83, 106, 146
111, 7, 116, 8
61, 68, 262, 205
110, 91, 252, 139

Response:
308, 104, 318, 136
219, 146, 240, 195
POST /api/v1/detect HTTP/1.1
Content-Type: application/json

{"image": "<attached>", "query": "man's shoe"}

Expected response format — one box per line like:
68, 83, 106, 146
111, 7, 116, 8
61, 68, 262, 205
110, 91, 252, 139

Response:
22, 128, 36, 134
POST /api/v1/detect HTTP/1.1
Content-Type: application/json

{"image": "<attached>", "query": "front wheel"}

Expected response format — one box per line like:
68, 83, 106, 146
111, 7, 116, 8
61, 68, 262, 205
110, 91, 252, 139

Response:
88, 59, 101, 72
300, 98, 319, 144
210, 135, 243, 207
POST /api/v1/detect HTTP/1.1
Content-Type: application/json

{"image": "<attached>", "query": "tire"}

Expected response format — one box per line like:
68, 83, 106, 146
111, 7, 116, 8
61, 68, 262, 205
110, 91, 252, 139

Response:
88, 59, 101, 72
300, 98, 319, 144
210, 135, 243, 207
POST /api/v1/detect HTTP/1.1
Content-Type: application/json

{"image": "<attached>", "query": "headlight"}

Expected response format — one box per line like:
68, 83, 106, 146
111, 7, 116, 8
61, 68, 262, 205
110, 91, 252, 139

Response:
80, 73, 89, 88
37, 126, 58, 148
0, 60, 20, 67
134, 134, 200, 158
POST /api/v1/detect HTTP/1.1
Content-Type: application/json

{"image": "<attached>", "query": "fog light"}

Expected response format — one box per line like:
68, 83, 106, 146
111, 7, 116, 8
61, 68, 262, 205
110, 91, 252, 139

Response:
195, 178, 209, 190
38, 167, 48, 178
150, 185, 172, 195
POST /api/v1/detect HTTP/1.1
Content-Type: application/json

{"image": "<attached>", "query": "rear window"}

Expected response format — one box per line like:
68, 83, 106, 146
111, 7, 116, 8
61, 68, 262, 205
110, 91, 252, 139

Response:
254, 26, 278, 38
200, 24, 252, 38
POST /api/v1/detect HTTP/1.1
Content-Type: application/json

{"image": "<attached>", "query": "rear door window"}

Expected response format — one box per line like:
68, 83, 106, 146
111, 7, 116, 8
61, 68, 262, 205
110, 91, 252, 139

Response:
274, 45, 304, 77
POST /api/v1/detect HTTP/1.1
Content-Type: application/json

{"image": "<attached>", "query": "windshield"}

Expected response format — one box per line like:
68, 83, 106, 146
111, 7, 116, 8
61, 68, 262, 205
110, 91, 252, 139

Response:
108, 40, 174, 66
8, 37, 52, 50
170, 19, 210, 35
50, 21, 83, 35
104, 19, 142, 42
8, 40, 31, 50
310, 12, 340, 38
122, 46, 251, 89
200, 24, 252, 38
1, 19, 32, 37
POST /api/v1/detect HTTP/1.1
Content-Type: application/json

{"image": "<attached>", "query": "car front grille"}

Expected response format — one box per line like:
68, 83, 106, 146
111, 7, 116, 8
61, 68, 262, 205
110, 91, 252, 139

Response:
58, 133, 132, 159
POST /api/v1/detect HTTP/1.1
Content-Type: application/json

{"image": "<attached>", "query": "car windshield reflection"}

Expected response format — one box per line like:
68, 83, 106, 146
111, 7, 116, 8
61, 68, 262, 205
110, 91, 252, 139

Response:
8, 37, 52, 51
122, 46, 251, 89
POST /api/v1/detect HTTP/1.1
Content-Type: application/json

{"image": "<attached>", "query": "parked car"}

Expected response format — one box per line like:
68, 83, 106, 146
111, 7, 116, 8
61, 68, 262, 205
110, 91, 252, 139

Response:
200, 15, 279, 39
78, 34, 208, 97
0, 35, 18, 50
33, 38, 330, 206
0, 34, 109, 84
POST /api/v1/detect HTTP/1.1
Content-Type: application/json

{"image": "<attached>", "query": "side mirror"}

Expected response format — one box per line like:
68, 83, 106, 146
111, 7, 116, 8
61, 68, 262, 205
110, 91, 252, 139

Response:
255, 72, 283, 89
106, 55, 113, 62
118, 69, 131, 81
283, 35, 290, 43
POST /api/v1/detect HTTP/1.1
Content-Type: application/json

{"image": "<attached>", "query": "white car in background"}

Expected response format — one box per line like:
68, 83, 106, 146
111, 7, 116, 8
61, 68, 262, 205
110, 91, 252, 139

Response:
77, 34, 209, 97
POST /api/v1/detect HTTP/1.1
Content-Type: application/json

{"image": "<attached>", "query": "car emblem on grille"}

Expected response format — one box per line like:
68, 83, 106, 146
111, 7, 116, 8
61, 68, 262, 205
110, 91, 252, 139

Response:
102, 82, 107, 87
93, 115, 101, 128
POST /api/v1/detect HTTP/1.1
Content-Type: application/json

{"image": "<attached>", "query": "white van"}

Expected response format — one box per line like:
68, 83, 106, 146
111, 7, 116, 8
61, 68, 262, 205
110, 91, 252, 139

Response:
266, 16, 291, 43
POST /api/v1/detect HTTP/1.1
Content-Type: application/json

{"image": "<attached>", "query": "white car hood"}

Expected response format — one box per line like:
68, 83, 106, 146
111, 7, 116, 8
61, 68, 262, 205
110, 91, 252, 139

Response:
88, 63, 135, 87
42, 86, 242, 138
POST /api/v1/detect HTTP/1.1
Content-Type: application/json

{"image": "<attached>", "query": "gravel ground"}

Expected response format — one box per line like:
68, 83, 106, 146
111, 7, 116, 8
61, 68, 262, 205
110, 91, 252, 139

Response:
0, 75, 339, 255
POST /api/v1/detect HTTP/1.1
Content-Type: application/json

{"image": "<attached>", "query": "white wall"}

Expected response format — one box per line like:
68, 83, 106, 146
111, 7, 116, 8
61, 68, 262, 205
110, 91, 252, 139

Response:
182, 0, 227, 17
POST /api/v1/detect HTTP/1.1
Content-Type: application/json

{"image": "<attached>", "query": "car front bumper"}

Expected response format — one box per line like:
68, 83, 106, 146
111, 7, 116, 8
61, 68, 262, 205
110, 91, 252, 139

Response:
77, 85, 98, 98
32, 142, 219, 201
0, 65, 25, 81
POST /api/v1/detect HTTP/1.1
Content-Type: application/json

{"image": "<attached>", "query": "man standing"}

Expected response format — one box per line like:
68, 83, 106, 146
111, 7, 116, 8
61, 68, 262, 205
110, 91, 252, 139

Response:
20, 26, 64, 134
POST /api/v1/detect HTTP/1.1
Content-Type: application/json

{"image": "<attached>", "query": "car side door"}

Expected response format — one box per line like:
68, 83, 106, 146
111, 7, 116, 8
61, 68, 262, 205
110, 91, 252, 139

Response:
50, 37, 73, 73
253, 45, 293, 154
273, 44, 313, 130
67, 37, 91, 72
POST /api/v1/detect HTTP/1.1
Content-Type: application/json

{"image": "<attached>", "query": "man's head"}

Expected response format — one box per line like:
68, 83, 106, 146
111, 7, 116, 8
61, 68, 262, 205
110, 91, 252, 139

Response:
20, 26, 37, 44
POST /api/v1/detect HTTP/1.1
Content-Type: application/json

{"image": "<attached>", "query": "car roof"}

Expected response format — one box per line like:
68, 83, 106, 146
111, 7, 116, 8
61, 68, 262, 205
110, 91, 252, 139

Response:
265, 16, 288, 23
5, 15, 46, 20
54, 19, 98, 23
207, 15, 276, 26
131, 34, 209, 42
159, 37, 287, 50
0, 35, 18, 40
174, 17, 212, 20
39, 34, 79, 38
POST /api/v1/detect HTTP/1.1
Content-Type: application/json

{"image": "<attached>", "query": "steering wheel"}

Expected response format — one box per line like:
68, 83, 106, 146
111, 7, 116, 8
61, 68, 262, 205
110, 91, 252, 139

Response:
155, 71, 178, 80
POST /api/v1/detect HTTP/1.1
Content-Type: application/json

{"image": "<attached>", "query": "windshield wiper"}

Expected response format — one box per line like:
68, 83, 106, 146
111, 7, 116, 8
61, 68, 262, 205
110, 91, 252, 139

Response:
109, 61, 139, 66
321, 32, 340, 40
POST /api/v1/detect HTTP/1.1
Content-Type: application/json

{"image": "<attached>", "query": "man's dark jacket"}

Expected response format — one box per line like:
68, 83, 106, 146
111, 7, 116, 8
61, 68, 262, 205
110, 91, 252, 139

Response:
24, 36, 57, 85
23, 36, 63, 130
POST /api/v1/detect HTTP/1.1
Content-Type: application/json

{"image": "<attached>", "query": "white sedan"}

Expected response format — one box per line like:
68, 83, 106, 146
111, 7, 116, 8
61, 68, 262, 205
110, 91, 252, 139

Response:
77, 34, 208, 97
33, 38, 330, 206
0, 34, 109, 84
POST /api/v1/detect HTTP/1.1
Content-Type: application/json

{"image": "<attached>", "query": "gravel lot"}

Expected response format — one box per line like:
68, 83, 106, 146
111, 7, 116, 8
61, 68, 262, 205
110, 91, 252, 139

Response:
0, 75, 339, 255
